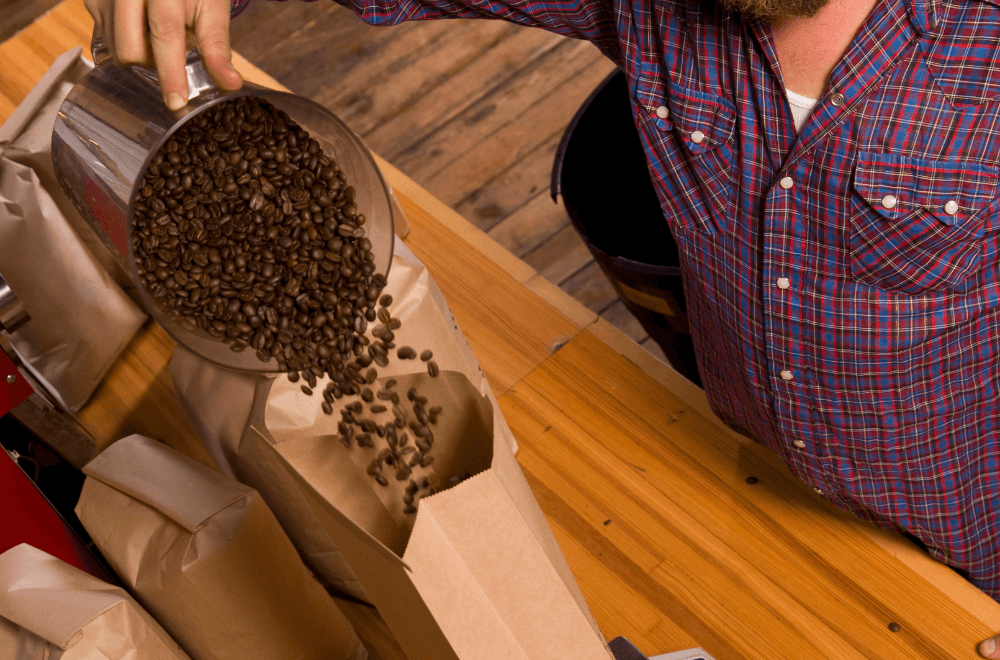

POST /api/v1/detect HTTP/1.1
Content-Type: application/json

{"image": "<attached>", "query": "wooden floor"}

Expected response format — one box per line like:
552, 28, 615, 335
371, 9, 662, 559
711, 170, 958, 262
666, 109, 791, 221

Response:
0, 0, 671, 364
226, 1, 671, 364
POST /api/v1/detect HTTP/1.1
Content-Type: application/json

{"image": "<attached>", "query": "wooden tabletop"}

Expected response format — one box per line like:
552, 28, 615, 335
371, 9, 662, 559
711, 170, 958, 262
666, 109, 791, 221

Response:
4, 3, 1000, 657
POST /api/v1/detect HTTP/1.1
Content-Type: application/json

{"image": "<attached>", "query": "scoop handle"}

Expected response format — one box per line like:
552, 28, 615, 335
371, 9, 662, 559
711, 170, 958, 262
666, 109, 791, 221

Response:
90, 26, 218, 101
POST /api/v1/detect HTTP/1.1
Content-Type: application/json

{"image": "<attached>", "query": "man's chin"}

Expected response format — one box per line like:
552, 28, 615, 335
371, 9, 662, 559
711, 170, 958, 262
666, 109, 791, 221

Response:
717, 0, 829, 20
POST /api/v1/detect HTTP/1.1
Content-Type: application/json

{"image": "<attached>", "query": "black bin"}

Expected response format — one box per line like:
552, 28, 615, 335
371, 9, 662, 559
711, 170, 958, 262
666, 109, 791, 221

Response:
552, 69, 701, 386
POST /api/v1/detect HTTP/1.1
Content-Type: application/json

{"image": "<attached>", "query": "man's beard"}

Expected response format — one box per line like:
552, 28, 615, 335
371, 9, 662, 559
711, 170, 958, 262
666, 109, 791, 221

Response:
716, 0, 829, 20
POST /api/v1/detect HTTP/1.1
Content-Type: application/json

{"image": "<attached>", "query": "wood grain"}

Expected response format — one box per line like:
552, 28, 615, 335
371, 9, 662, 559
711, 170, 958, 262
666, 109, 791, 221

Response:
6, 4, 1000, 658
499, 329, 997, 658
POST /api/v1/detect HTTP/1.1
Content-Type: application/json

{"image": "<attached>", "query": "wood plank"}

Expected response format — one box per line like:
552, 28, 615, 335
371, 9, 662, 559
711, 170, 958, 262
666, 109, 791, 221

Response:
523, 222, 595, 285
502, 329, 997, 658
395, 37, 613, 200
454, 130, 562, 232
600, 300, 648, 344
640, 336, 670, 365
72, 322, 218, 469
230, 0, 339, 64
486, 192, 570, 256
558, 260, 617, 312
0, 0, 65, 44
316, 19, 516, 137
237, 4, 390, 100
364, 24, 562, 161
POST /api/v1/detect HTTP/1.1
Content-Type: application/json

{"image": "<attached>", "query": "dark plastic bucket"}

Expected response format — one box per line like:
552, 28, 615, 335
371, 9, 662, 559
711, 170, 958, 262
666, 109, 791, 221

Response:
552, 69, 701, 386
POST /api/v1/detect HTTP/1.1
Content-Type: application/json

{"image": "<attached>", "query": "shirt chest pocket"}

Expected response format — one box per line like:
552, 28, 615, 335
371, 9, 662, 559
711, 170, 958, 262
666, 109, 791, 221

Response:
631, 65, 737, 235
849, 152, 999, 294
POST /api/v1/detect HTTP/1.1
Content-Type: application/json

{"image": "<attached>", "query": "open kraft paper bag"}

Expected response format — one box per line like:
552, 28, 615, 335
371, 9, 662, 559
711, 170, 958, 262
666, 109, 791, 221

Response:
0, 544, 191, 660
236, 240, 613, 660
73, 434, 366, 660
167, 239, 517, 602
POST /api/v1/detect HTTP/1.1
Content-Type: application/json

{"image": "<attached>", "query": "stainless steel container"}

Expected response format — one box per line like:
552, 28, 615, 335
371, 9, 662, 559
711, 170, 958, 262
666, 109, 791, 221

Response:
52, 32, 394, 372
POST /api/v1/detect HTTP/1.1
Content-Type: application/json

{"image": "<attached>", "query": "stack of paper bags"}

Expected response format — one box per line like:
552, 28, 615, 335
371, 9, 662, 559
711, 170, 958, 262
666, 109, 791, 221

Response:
74, 434, 366, 660
0, 543, 191, 660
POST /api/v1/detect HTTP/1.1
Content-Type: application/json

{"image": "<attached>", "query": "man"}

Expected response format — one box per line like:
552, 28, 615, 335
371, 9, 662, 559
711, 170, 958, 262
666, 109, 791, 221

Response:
86, 0, 1000, 654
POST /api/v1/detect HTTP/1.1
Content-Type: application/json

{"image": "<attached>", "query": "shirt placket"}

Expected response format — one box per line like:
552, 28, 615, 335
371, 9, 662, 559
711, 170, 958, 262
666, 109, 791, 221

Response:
754, 0, 919, 497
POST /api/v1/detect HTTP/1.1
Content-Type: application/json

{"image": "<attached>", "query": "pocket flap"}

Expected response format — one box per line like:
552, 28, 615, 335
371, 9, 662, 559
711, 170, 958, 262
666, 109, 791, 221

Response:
854, 152, 999, 226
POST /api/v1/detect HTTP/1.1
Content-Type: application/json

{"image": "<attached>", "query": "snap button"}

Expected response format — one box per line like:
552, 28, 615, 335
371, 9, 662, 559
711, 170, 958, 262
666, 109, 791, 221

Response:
655, 105, 669, 119
793, 439, 806, 448
944, 200, 959, 215
776, 277, 790, 289
779, 369, 794, 381
779, 177, 794, 189
881, 194, 897, 209
690, 130, 705, 144
830, 92, 845, 106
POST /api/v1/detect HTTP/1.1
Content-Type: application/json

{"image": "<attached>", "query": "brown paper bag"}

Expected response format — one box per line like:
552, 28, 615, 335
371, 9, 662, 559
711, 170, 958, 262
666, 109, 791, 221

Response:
235, 239, 611, 659
0, 47, 145, 411
73, 434, 366, 660
0, 543, 192, 660
168, 240, 517, 602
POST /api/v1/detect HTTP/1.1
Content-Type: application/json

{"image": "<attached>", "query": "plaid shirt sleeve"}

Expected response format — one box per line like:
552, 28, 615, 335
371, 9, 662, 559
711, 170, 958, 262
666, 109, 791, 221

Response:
230, 0, 1000, 603
230, 0, 624, 64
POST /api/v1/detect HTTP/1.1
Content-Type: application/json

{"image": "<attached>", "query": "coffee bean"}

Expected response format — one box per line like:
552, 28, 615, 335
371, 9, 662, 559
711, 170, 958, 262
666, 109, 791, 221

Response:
397, 346, 417, 360
419, 455, 435, 468
379, 294, 393, 307
420, 349, 433, 361
322, 401, 333, 415
375, 475, 388, 487
301, 386, 313, 395
370, 404, 387, 413
361, 388, 374, 402
131, 96, 386, 384
407, 387, 417, 401
403, 504, 417, 514
427, 360, 440, 377
377, 389, 393, 401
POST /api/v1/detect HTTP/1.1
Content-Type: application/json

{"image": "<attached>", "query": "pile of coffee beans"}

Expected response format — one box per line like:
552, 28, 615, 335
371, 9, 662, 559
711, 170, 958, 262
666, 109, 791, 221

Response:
131, 96, 384, 374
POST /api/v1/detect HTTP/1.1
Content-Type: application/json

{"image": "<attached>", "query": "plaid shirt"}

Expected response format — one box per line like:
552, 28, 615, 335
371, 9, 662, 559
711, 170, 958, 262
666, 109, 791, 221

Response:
233, 0, 1000, 598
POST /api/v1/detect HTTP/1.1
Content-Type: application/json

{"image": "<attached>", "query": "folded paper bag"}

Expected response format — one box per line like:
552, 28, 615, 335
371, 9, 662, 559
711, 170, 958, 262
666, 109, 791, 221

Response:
0, 48, 145, 411
0, 543, 192, 660
249, 366, 614, 660
73, 434, 366, 660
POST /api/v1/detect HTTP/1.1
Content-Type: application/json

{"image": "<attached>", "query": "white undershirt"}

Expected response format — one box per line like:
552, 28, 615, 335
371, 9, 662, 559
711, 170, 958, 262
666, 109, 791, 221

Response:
785, 88, 820, 133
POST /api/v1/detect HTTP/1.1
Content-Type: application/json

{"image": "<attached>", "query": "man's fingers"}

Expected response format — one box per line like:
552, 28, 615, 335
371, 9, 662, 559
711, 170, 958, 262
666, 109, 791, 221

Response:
980, 636, 1000, 658
114, 0, 152, 66
193, 0, 243, 91
147, 0, 190, 109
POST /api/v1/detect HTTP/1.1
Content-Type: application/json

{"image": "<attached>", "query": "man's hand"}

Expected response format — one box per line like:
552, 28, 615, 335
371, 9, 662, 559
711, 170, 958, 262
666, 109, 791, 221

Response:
981, 636, 1000, 657
84, 0, 243, 110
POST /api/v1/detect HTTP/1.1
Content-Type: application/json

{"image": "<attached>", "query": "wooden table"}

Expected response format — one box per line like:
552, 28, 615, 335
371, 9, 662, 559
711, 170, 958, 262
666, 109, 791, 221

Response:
4, 3, 1000, 657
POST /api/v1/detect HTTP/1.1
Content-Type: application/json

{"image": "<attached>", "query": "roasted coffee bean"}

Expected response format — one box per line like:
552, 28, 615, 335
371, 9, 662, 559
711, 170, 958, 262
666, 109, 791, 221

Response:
130, 96, 386, 380
301, 385, 313, 395
420, 349, 433, 361
408, 452, 423, 468
419, 455, 435, 468
377, 307, 392, 324
397, 346, 417, 360
379, 294, 393, 307
427, 360, 440, 377
407, 387, 417, 401
392, 404, 408, 423
322, 401, 333, 415
361, 388, 374, 402
370, 404, 387, 413
365, 367, 378, 384
403, 504, 417, 514
419, 477, 430, 489
376, 388, 393, 401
